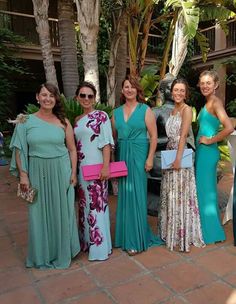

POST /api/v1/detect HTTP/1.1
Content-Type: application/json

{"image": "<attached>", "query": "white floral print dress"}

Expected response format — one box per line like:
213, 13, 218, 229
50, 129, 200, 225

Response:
160, 112, 205, 252
74, 110, 114, 261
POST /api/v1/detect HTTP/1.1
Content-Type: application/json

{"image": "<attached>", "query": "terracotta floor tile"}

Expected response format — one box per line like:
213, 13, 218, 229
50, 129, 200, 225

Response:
31, 257, 82, 280
6, 220, 28, 235
11, 231, 28, 247
0, 236, 14, 252
0, 286, 41, 304
193, 248, 236, 276
154, 261, 216, 293
161, 296, 188, 304
224, 273, 236, 287
38, 269, 97, 303
0, 249, 22, 268
134, 246, 180, 269
184, 281, 234, 304
109, 274, 171, 304
225, 244, 236, 256
70, 292, 114, 304
0, 267, 31, 294
86, 255, 144, 287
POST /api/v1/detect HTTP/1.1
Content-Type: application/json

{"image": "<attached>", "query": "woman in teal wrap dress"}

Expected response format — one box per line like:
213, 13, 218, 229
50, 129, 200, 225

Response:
9, 83, 80, 269
196, 70, 234, 244
112, 76, 163, 256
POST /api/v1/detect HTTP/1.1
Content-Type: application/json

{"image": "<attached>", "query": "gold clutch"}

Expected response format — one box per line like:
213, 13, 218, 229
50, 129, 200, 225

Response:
17, 183, 38, 203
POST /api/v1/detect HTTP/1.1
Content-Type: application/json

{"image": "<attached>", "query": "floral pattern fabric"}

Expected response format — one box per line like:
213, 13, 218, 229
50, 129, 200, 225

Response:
160, 112, 205, 252
74, 110, 114, 261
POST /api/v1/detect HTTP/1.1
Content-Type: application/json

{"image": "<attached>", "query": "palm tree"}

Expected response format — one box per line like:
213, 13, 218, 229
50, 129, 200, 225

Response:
74, 0, 101, 102
32, 0, 58, 86
58, 0, 79, 98
104, 1, 128, 107
126, 0, 157, 77
115, 9, 128, 106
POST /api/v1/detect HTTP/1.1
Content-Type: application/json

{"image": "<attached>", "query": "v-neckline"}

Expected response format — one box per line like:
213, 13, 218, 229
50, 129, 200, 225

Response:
122, 103, 139, 123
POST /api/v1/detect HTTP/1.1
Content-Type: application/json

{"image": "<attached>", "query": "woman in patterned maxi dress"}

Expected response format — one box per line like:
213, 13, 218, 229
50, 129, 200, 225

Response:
74, 81, 114, 261
160, 78, 205, 252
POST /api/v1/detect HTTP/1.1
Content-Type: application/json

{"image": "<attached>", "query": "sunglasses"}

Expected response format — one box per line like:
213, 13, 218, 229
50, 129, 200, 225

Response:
79, 93, 94, 100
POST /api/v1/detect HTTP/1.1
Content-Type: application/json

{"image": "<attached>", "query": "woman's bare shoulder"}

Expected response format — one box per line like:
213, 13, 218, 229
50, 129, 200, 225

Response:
74, 114, 84, 124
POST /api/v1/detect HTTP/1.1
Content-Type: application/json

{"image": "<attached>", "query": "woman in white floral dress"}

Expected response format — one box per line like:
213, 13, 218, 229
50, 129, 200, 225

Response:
74, 81, 114, 261
160, 78, 205, 252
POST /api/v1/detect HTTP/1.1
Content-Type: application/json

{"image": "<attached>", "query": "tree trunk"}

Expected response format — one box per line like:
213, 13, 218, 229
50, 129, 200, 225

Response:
32, 0, 58, 87
107, 9, 127, 107
58, 0, 79, 98
159, 9, 179, 80
138, 5, 154, 74
115, 11, 128, 107
75, 0, 100, 102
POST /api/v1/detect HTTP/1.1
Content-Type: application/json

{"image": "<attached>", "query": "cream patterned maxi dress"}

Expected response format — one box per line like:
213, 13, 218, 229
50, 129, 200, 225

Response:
160, 112, 205, 252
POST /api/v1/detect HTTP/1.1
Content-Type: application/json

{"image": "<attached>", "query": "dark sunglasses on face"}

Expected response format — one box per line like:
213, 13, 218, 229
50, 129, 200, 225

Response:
79, 93, 94, 99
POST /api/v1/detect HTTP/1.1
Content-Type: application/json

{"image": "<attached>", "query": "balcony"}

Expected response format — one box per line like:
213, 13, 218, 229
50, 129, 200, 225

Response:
0, 10, 60, 60
192, 19, 236, 64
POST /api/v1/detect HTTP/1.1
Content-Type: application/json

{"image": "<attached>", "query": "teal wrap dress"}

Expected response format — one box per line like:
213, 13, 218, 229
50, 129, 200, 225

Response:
195, 106, 226, 244
10, 114, 80, 269
114, 104, 163, 252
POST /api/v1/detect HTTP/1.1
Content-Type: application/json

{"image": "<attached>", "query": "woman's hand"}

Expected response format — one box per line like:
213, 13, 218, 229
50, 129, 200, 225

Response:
145, 157, 153, 172
70, 173, 77, 186
198, 136, 212, 145
171, 159, 181, 170
19, 173, 30, 192
99, 165, 110, 180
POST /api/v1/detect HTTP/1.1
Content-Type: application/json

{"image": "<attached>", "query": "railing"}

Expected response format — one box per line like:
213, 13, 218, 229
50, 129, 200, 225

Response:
227, 19, 236, 48
193, 19, 236, 57
0, 10, 60, 47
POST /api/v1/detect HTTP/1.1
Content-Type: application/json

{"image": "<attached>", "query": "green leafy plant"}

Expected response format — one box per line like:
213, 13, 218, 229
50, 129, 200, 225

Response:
0, 28, 27, 131
25, 95, 114, 125
226, 99, 236, 117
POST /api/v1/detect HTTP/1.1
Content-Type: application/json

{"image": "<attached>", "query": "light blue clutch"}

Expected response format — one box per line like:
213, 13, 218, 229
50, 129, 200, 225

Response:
161, 148, 193, 169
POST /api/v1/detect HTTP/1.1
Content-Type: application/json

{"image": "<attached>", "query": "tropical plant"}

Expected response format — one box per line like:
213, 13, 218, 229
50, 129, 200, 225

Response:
226, 99, 236, 117
0, 28, 27, 131
140, 64, 160, 105
126, 0, 159, 76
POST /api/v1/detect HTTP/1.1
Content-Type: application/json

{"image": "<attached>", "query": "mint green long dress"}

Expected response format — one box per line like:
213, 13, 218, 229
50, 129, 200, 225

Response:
195, 106, 226, 244
10, 114, 80, 269
114, 104, 163, 252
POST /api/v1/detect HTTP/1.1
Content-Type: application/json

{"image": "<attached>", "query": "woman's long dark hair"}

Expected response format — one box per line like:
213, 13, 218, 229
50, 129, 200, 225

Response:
36, 83, 67, 126
120, 75, 145, 104
75, 81, 97, 97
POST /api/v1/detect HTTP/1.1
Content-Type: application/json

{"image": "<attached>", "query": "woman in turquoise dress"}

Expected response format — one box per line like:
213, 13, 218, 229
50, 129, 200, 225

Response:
74, 81, 114, 261
196, 70, 234, 244
9, 83, 80, 269
112, 76, 163, 256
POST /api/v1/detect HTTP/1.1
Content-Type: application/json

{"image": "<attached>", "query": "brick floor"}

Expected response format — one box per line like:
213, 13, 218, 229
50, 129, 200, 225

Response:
0, 163, 236, 304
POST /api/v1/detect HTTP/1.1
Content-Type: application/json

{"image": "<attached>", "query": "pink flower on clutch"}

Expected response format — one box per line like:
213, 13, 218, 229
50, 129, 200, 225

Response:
90, 227, 103, 246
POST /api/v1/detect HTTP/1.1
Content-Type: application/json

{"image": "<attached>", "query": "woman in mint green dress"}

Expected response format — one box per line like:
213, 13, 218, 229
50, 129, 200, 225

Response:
196, 70, 234, 244
112, 76, 163, 256
9, 83, 80, 269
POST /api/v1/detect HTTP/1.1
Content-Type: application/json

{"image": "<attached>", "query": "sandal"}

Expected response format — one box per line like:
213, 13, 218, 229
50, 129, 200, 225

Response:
127, 249, 138, 256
